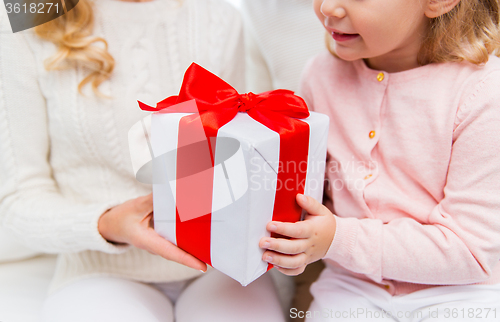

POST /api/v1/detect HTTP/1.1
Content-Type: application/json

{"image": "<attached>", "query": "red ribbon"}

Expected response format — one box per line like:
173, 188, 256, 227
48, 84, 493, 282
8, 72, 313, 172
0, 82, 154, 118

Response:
140, 63, 310, 268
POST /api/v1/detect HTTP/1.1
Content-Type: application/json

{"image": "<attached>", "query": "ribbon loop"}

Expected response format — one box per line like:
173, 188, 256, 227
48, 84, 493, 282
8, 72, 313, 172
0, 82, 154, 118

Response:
138, 63, 310, 121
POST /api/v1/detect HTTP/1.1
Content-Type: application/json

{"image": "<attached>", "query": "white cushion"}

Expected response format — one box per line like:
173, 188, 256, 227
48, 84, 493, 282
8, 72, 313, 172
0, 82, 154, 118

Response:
0, 254, 57, 322
0, 226, 41, 263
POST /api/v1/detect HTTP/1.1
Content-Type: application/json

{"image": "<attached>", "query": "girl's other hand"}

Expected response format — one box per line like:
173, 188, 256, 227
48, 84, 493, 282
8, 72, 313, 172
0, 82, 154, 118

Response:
98, 193, 207, 272
259, 194, 336, 276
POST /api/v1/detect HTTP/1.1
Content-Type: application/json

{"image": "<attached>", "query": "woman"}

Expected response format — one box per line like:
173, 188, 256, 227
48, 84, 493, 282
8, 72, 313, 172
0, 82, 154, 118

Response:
0, 0, 284, 321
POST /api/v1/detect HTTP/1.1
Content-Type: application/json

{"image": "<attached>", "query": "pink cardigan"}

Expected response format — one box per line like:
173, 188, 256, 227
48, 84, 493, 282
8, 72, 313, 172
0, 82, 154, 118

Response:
300, 52, 500, 295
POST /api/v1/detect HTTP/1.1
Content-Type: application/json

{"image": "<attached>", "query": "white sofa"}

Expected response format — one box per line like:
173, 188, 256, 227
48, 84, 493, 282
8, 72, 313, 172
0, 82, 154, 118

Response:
0, 227, 56, 321
0, 254, 57, 322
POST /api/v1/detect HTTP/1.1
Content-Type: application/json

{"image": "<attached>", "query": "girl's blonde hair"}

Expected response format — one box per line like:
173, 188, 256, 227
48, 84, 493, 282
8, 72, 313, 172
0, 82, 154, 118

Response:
35, 0, 114, 96
327, 0, 500, 65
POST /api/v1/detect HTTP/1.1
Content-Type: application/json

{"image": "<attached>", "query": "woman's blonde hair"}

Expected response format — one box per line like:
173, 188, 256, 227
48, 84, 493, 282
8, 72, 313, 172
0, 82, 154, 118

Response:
327, 0, 500, 65
35, 0, 114, 96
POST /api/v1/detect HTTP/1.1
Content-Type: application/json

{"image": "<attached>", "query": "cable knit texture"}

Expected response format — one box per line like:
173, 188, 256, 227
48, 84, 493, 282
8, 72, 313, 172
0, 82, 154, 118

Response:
0, 0, 245, 294
300, 52, 500, 296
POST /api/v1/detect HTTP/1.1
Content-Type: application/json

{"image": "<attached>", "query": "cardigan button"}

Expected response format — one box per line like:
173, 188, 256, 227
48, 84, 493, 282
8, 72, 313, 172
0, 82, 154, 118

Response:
369, 131, 376, 139
377, 72, 385, 82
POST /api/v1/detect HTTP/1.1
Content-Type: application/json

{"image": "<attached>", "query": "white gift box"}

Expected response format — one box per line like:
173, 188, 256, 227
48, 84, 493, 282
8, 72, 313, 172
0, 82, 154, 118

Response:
128, 103, 329, 286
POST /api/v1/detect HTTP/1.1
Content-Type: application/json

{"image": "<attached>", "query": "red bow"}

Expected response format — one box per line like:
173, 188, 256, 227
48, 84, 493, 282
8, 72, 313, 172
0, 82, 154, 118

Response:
138, 63, 310, 130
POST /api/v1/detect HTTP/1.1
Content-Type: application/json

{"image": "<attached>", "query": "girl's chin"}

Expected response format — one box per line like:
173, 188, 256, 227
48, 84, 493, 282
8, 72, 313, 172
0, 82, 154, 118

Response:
333, 48, 362, 62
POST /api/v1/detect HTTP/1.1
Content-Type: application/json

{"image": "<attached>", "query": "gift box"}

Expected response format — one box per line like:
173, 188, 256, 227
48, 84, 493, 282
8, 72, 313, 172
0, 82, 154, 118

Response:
129, 63, 329, 286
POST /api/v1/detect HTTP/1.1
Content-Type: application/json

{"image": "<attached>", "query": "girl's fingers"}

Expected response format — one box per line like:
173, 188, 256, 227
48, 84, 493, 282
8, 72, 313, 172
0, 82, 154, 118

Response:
274, 265, 307, 276
263, 251, 308, 269
266, 220, 312, 238
296, 194, 328, 216
138, 229, 207, 272
260, 237, 309, 255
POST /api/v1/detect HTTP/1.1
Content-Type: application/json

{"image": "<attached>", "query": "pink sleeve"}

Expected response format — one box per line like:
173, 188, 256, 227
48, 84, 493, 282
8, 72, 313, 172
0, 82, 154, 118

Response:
324, 71, 500, 285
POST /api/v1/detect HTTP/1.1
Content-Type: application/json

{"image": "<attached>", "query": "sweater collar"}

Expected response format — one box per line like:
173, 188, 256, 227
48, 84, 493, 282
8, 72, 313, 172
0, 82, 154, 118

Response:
352, 58, 444, 83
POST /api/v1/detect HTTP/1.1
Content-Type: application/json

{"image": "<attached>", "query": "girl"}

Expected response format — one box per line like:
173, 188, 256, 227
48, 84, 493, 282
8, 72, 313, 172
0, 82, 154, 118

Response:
260, 0, 500, 320
0, 0, 285, 321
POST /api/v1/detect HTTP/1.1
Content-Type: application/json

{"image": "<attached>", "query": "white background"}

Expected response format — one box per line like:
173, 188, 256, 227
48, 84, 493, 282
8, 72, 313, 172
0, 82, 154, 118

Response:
225, 0, 242, 9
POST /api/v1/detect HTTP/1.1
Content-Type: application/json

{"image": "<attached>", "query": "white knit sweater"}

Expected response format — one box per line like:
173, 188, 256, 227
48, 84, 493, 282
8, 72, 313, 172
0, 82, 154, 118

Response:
0, 0, 244, 294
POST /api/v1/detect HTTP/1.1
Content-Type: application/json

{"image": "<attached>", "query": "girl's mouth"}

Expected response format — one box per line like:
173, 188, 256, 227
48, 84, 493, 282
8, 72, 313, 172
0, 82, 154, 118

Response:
331, 32, 360, 42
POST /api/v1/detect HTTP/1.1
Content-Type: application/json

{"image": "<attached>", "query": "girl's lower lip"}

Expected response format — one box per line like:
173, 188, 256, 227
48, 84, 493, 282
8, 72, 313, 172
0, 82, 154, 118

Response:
331, 32, 359, 42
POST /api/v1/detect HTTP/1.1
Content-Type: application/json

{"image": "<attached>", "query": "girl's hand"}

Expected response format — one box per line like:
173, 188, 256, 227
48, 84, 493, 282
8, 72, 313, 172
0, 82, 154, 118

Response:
259, 194, 336, 276
98, 193, 207, 272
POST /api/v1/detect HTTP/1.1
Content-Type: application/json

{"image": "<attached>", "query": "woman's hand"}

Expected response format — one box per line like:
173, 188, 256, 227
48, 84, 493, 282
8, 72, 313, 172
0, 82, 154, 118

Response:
98, 193, 207, 272
259, 194, 336, 276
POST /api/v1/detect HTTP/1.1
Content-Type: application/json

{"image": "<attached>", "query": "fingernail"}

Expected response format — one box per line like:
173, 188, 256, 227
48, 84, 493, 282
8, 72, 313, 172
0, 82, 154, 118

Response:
262, 241, 271, 248
264, 255, 273, 262
299, 194, 308, 204
199, 270, 206, 273
269, 224, 277, 232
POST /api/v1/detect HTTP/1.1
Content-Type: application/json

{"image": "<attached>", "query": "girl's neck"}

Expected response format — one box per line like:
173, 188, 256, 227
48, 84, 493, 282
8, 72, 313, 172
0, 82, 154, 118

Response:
364, 54, 420, 73
363, 20, 429, 73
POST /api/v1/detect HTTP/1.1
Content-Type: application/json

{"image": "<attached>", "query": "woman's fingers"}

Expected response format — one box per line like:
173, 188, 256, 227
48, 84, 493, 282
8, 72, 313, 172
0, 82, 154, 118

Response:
137, 229, 207, 272
99, 194, 209, 272
260, 237, 309, 255
139, 210, 155, 229
134, 193, 153, 213
118, 194, 207, 271
262, 250, 308, 269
